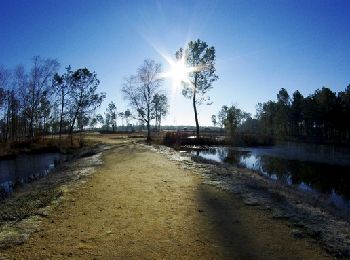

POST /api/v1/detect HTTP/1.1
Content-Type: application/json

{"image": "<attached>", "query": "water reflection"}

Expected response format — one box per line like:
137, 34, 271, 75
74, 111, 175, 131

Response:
0, 153, 64, 198
191, 144, 350, 210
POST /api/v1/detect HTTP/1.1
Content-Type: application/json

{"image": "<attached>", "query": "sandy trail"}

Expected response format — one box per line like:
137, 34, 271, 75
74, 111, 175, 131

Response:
2, 139, 330, 259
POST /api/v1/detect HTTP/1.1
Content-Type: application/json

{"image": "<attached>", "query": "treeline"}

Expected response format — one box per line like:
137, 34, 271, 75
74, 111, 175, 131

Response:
95, 102, 133, 132
254, 85, 350, 143
213, 85, 350, 145
0, 56, 105, 143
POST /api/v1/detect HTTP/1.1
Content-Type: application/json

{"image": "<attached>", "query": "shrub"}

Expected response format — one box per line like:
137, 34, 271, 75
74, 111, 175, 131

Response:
163, 132, 221, 149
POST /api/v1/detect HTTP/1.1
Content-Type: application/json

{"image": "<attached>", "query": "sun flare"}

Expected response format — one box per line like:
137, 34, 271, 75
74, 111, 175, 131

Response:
154, 48, 199, 92
170, 61, 188, 82
169, 59, 190, 86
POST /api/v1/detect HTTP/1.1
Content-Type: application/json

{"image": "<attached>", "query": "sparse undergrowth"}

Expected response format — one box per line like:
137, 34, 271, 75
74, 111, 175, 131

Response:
0, 135, 100, 160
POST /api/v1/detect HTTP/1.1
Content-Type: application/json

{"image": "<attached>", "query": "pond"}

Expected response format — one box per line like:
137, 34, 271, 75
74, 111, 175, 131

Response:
189, 142, 350, 210
0, 153, 65, 198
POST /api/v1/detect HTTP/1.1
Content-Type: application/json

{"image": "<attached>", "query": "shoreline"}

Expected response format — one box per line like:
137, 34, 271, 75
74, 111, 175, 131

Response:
150, 144, 350, 258
0, 136, 347, 258
0, 143, 107, 249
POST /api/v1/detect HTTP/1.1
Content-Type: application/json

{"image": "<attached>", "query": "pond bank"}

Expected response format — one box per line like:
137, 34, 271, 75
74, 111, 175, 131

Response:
150, 144, 350, 258
0, 137, 94, 161
0, 137, 331, 259
0, 143, 107, 249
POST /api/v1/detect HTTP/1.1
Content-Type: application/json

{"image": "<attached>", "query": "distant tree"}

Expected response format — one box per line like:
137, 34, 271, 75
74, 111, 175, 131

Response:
124, 109, 131, 126
217, 105, 228, 128
277, 88, 290, 105
52, 66, 73, 142
0, 67, 12, 141
0, 66, 10, 105
152, 93, 168, 131
0, 82, 5, 115
122, 59, 163, 141
211, 114, 217, 127
104, 112, 111, 130
39, 95, 51, 134
89, 117, 98, 129
302, 95, 317, 137
21, 56, 59, 138
118, 112, 125, 127
224, 105, 249, 137
256, 100, 277, 136
275, 88, 290, 137
338, 85, 350, 140
253, 85, 350, 143
0, 59, 110, 144
106, 101, 117, 132
68, 68, 105, 143
11, 65, 27, 141
314, 87, 337, 139
176, 39, 218, 138
239, 117, 261, 134
290, 90, 304, 136
96, 114, 104, 126
255, 88, 291, 137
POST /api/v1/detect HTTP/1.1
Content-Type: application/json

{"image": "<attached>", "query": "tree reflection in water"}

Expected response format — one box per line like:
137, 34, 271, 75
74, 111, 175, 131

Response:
192, 146, 350, 207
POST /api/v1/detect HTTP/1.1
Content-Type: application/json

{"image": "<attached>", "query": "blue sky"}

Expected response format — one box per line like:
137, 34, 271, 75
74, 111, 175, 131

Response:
1, 0, 350, 126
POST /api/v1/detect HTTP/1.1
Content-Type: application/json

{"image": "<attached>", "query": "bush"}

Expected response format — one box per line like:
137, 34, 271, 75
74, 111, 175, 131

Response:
163, 132, 220, 149
228, 133, 274, 147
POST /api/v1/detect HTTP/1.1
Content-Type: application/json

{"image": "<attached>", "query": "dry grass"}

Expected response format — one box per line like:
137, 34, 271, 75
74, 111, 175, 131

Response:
0, 134, 100, 159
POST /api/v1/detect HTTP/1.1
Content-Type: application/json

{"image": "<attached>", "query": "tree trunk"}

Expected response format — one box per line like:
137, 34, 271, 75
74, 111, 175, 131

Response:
147, 120, 151, 141
193, 74, 199, 139
193, 90, 199, 139
146, 101, 151, 141
59, 92, 64, 144
69, 111, 79, 146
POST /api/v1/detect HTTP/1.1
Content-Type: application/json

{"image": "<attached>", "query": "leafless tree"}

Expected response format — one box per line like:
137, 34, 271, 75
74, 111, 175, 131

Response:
52, 66, 73, 142
122, 59, 163, 141
21, 56, 59, 138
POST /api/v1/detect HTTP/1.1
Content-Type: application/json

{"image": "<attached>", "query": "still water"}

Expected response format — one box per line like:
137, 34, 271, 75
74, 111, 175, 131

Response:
0, 153, 64, 198
190, 143, 350, 209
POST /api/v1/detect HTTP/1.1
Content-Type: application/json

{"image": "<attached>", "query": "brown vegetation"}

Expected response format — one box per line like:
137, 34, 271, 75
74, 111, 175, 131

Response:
0, 136, 330, 259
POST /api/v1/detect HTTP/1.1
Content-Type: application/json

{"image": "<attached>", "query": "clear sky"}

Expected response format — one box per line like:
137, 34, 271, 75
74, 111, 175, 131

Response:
1, 0, 350, 126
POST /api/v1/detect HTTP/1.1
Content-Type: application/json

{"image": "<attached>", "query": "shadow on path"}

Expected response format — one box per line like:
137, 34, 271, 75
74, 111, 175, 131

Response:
196, 184, 329, 259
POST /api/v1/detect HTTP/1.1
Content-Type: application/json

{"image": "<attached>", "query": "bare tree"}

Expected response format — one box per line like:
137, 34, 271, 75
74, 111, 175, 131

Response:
52, 66, 73, 142
0, 59, 107, 145
21, 56, 59, 138
211, 114, 217, 127
122, 59, 163, 141
0, 66, 12, 141
13, 65, 28, 140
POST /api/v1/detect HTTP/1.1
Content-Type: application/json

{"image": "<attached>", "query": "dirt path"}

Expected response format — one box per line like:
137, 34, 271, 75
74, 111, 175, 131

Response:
1, 140, 330, 259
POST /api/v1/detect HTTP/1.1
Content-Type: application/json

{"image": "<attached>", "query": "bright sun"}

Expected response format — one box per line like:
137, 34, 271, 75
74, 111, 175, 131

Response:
168, 59, 190, 87
155, 50, 197, 91
169, 59, 189, 85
